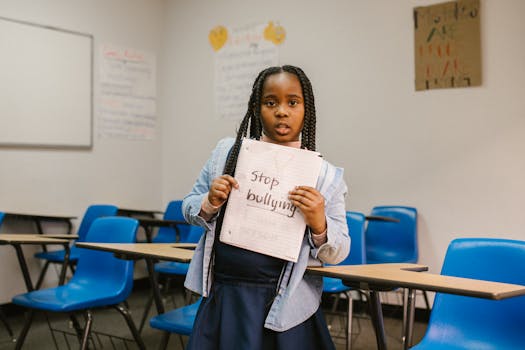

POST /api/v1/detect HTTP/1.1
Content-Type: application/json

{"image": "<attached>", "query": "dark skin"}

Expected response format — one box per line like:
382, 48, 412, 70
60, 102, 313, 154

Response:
205, 72, 327, 238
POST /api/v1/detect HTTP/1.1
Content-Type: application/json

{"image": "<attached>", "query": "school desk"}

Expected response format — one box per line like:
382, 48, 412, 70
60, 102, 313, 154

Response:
3, 212, 76, 235
365, 215, 401, 223
136, 218, 190, 242
75, 242, 195, 315
0, 234, 72, 291
117, 208, 164, 218
307, 263, 525, 350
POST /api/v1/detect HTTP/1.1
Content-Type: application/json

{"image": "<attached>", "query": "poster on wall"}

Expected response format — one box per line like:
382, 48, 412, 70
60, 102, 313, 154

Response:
414, 0, 481, 91
98, 44, 157, 140
210, 21, 285, 120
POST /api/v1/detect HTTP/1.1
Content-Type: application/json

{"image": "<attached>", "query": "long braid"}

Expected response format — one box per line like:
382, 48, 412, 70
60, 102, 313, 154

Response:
281, 65, 316, 151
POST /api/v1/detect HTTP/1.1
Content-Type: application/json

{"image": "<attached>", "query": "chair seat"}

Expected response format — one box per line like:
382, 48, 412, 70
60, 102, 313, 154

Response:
12, 281, 130, 312
323, 277, 351, 293
34, 246, 81, 263
154, 261, 189, 275
149, 299, 201, 335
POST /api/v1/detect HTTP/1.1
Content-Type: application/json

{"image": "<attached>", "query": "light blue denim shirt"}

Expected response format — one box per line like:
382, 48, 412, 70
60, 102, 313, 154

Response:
183, 137, 350, 332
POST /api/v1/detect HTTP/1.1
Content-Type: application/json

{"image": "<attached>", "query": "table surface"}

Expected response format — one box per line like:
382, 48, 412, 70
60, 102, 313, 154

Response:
0, 234, 70, 245
3, 212, 77, 221
307, 263, 525, 300
137, 218, 188, 226
117, 208, 164, 216
75, 242, 195, 262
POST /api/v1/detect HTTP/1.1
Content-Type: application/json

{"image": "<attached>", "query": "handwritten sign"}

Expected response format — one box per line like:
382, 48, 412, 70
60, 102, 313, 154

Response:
220, 139, 322, 262
414, 0, 481, 90
213, 22, 281, 120
98, 44, 157, 139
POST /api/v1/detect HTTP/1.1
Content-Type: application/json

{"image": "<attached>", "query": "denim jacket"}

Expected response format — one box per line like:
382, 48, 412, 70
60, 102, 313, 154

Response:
183, 137, 349, 332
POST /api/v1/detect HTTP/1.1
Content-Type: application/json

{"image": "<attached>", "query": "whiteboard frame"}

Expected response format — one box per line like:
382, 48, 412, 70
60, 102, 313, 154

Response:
0, 16, 93, 149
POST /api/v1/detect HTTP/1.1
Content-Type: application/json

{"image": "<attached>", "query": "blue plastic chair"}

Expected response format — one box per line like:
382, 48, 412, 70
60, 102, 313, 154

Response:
12, 217, 145, 349
150, 297, 203, 349
365, 206, 418, 264
323, 211, 366, 350
138, 200, 204, 332
34, 204, 118, 289
411, 238, 525, 350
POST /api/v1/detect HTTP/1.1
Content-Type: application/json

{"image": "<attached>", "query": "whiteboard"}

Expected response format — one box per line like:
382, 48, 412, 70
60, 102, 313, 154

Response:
0, 17, 93, 148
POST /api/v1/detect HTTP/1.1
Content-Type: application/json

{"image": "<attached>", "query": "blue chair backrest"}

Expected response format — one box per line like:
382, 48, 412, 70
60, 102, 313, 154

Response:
72, 217, 138, 300
365, 206, 418, 264
154, 200, 204, 243
422, 238, 525, 348
0, 212, 4, 226
77, 204, 119, 242
339, 211, 366, 265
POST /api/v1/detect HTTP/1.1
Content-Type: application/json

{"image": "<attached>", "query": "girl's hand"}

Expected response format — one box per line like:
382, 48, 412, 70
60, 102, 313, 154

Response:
288, 186, 327, 234
208, 175, 239, 208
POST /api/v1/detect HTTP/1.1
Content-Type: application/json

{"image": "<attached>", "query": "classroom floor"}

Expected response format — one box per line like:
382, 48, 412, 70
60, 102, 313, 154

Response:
0, 283, 428, 350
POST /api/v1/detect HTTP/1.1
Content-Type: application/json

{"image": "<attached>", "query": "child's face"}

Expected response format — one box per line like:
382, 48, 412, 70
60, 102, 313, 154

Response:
260, 72, 305, 144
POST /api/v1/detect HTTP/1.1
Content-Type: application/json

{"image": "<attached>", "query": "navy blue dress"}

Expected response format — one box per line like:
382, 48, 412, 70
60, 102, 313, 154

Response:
187, 241, 335, 350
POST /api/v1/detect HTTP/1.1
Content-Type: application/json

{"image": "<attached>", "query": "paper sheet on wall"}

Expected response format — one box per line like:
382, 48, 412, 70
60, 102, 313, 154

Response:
213, 22, 280, 120
220, 138, 323, 262
98, 44, 157, 140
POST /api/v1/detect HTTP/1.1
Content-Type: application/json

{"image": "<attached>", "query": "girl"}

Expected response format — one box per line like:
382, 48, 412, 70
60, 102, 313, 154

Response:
182, 65, 349, 349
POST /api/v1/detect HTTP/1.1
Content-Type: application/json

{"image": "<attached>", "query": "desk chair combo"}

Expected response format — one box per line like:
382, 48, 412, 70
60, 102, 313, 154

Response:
12, 217, 145, 350
323, 211, 367, 350
411, 238, 525, 350
365, 205, 430, 344
138, 200, 204, 333
33, 204, 118, 289
0, 212, 16, 342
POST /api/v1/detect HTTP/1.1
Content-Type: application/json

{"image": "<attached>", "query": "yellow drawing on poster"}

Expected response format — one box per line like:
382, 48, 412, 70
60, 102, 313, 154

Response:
209, 25, 228, 51
264, 21, 286, 45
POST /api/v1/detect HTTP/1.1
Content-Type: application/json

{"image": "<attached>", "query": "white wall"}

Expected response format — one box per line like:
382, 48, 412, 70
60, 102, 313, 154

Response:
1, 0, 524, 305
0, 0, 165, 302
161, 0, 525, 281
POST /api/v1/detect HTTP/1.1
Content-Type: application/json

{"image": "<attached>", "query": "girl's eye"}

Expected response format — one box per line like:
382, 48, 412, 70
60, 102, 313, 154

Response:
264, 101, 276, 107
289, 100, 298, 106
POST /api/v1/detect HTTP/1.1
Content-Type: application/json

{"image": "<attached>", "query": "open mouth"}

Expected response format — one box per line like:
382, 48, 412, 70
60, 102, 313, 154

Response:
275, 124, 290, 135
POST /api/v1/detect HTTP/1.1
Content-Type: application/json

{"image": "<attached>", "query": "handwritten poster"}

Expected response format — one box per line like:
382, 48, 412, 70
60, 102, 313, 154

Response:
220, 139, 322, 262
98, 44, 157, 139
212, 22, 284, 120
414, 0, 481, 91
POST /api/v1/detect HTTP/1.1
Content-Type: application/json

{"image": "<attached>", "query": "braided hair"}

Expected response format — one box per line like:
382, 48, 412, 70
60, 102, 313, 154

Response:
223, 65, 317, 177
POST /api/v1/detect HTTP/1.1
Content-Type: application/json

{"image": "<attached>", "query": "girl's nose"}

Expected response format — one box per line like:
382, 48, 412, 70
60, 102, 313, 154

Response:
275, 104, 287, 117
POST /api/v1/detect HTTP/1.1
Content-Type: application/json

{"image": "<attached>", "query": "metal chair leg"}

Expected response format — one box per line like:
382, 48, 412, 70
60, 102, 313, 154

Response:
0, 308, 15, 340
80, 310, 93, 350
114, 305, 146, 350
138, 291, 154, 333
15, 310, 35, 350
35, 261, 51, 290
157, 332, 170, 350
403, 289, 416, 350
346, 292, 353, 350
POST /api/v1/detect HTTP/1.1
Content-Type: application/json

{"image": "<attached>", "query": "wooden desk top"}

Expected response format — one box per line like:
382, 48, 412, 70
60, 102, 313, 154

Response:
307, 263, 525, 300
0, 234, 70, 245
117, 208, 164, 216
1, 233, 79, 240
137, 218, 188, 227
3, 212, 76, 221
75, 242, 195, 262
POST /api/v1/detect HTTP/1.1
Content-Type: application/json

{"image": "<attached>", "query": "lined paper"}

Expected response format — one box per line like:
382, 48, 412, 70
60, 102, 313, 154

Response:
220, 138, 322, 262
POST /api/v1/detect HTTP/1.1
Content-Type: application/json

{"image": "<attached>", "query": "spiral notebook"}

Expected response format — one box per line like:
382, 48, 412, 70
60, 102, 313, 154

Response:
220, 138, 323, 262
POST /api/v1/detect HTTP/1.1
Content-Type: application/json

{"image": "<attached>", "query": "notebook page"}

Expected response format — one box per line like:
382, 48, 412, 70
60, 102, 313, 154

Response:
220, 138, 323, 262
